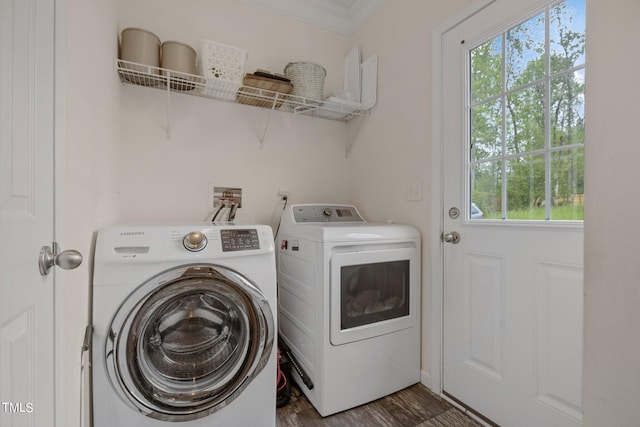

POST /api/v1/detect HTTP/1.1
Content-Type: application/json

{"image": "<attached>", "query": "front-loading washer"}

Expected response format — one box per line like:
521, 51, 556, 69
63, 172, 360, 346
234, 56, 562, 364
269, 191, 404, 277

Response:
91, 223, 277, 426
276, 204, 421, 417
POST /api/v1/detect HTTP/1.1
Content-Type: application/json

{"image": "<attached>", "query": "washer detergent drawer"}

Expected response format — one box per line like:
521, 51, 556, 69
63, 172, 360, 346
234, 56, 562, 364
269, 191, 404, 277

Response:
329, 247, 418, 345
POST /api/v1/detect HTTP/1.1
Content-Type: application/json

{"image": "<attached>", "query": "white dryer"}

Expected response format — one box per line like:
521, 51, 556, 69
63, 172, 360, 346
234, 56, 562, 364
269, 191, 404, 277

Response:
276, 204, 421, 416
91, 223, 277, 426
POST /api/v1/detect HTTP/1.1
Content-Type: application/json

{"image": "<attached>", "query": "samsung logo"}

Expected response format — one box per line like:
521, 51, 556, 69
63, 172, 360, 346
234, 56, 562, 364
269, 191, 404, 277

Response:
120, 231, 144, 236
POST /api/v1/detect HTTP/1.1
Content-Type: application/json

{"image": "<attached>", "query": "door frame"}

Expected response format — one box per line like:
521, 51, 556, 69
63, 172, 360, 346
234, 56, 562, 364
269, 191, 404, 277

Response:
428, 0, 496, 394
54, 0, 67, 425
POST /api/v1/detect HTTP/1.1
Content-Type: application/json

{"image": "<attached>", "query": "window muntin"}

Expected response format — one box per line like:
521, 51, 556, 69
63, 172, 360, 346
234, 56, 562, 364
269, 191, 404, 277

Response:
469, 0, 585, 221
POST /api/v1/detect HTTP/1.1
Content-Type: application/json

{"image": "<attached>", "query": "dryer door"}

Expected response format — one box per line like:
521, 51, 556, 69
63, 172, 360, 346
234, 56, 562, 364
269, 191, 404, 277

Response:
330, 247, 418, 345
105, 264, 274, 421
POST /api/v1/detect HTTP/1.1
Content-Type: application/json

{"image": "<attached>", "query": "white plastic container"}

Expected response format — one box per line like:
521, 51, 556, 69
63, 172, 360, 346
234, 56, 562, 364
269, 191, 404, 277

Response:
198, 40, 248, 100
119, 28, 161, 85
161, 41, 198, 90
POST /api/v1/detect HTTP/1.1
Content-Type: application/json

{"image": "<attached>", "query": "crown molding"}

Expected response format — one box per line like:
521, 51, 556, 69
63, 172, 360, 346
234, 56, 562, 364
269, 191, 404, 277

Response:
243, 0, 385, 35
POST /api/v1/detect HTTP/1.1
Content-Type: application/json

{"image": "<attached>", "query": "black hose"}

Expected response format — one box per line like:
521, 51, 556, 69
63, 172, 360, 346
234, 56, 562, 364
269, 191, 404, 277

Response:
278, 338, 314, 390
211, 202, 226, 222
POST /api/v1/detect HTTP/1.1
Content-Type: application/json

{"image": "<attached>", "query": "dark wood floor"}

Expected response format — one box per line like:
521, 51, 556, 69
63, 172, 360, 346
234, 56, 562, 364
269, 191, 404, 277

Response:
276, 383, 482, 427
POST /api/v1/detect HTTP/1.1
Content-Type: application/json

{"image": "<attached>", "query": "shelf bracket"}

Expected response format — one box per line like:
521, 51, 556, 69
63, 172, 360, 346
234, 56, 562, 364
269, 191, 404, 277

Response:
259, 93, 280, 146
344, 110, 370, 157
165, 72, 171, 138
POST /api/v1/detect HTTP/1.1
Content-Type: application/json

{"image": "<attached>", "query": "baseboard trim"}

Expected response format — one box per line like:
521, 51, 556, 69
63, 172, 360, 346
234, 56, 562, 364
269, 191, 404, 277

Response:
420, 370, 433, 390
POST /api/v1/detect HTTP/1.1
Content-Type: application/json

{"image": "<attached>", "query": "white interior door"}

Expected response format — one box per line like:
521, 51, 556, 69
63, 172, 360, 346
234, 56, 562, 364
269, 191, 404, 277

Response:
442, 1, 584, 426
0, 0, 56, 424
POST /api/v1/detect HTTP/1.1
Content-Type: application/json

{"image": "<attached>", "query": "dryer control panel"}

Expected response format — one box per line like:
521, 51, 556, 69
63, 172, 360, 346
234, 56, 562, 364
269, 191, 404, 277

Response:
292, 205, 365, 223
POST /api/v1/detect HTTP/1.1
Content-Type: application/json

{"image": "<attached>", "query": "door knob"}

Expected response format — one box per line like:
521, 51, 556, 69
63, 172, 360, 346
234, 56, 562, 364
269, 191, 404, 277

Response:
39, 242, 83, 276
442, 231, 461, 244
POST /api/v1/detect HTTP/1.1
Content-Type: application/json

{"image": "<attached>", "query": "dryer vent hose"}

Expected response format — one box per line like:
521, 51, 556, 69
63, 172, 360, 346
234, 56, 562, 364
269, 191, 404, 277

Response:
278, 338, 314, 390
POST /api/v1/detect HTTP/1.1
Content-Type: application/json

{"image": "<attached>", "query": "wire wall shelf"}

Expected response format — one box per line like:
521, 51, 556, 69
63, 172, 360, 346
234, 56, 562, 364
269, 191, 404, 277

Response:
116, 60, 367, 123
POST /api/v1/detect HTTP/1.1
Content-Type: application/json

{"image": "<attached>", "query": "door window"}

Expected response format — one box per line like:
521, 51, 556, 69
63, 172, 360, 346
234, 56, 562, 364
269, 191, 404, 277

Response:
469, 0, 585, 221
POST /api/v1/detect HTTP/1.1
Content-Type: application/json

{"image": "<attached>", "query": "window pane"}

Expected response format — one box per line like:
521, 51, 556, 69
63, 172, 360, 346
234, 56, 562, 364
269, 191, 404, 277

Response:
471, 36, 502, 103
550, 0, 586, 73
551, 70, 585, 147
471, 98, 502, 161
551, 147, 584, 220
466, 0, 585, 223
506, 155, 545, 219
471, 160, 502, 219
506, 84, 545, 154
506, 12, 544, 90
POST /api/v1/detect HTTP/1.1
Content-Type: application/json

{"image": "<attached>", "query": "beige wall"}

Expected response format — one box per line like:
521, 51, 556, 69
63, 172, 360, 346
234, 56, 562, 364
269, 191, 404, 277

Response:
115, 0, 351, 226
583, 0, 640, 425
59, 0, 640, 425
62, 1, 353, 425
348, 0, 475, 383
62, 0, 120, 425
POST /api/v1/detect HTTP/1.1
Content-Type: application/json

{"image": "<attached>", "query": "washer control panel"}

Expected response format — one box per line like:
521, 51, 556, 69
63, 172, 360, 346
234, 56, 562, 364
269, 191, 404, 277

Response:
220, 229, 260, 252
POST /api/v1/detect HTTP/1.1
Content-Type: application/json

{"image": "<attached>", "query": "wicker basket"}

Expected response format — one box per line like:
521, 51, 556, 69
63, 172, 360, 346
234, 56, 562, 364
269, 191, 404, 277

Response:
198, 39, 248, 100
284, 62, 326, 101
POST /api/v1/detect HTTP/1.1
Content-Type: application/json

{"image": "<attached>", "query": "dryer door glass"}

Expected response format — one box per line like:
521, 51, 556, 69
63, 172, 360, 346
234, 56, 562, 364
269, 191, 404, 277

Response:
330, 247, 418, 345
106, 265, 274, 422
340, 260, 410, 329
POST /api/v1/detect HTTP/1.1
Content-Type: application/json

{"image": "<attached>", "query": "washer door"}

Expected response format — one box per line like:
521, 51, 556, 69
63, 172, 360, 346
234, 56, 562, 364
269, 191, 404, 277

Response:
105, 264, 274, 421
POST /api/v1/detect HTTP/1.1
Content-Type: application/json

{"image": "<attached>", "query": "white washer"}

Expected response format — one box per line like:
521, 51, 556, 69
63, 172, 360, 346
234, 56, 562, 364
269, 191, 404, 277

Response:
276, 204, 421, 416
91, 223, 277, 426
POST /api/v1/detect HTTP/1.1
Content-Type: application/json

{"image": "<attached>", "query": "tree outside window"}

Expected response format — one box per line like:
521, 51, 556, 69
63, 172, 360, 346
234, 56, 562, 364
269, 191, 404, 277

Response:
469, 0, 585, 221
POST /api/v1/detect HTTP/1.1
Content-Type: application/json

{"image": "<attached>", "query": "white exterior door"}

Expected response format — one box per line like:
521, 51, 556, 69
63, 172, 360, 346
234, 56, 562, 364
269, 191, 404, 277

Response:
442, 1, 584, 426
1, 0, 56, 424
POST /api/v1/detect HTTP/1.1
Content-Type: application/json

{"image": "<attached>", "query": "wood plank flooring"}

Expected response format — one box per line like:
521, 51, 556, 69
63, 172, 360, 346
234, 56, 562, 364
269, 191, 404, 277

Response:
276, 383, 482, 427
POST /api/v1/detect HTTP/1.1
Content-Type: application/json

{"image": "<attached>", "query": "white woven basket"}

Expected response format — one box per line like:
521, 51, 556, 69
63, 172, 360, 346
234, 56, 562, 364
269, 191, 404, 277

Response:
284, 62, 326, 101
198, 40, 248, 100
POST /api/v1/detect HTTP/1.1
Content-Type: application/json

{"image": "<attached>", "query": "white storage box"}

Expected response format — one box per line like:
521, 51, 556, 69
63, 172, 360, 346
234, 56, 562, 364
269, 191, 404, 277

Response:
198, 40, 248, 100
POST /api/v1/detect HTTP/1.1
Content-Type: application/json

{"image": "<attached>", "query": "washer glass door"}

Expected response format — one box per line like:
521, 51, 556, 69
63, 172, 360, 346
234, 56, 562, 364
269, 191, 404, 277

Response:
106, 265, 274, 421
